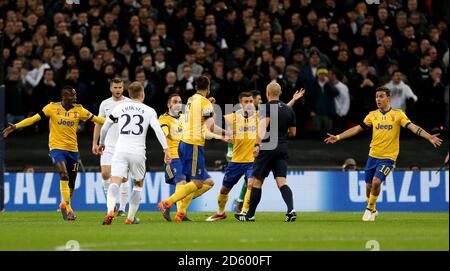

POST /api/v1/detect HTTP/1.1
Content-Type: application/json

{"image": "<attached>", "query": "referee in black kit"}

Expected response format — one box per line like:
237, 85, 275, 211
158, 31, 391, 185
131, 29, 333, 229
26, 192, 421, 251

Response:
236, 82, 303, 222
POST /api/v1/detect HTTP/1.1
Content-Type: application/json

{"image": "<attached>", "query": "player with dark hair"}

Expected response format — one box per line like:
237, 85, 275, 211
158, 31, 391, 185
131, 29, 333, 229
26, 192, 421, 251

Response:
325, 87, 442, 221
3, 86, 105, 221
158, 76, 227, 221
207, 92, 257, 221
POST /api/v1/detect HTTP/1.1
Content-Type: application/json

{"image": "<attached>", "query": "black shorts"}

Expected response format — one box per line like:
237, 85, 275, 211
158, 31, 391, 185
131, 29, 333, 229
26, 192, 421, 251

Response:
253, 144, 288, 179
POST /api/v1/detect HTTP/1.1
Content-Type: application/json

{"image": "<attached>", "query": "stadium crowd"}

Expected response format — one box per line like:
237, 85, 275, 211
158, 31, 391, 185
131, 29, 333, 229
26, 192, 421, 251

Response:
1, 0, 449, 138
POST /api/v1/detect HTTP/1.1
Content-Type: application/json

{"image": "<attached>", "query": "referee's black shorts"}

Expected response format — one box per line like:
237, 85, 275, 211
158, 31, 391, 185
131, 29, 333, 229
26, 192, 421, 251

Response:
253, 144, 289, 180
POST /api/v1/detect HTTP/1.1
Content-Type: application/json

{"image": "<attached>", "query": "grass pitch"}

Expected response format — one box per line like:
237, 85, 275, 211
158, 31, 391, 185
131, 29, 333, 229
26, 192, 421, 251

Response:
0, 212, 447, 251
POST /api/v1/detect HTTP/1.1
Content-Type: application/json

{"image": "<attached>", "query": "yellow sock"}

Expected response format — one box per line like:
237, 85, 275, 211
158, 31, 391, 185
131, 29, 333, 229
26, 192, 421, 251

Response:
193, 184, 212, 199
175, 184, 183, 213
366, 193, 378, 211
242, 189, 252, 212
367, 197, 377, 211
178, 184, 212, 214
179, 193, 194, 214
60, 180, 72, 212
166, 182, 198, 206
217, 193, 229, 214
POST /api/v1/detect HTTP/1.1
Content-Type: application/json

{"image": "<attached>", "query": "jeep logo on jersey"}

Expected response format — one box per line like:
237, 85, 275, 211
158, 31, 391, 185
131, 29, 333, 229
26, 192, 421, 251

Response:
238, 126, 257, 132
376, 124, 393, 130
58, 119, 75, 126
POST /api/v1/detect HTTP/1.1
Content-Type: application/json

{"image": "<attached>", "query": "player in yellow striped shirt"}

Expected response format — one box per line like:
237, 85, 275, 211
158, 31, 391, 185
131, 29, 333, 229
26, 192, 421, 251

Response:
2, 86, 105, 220
206, 92, 258, 221
325, 87, 442, 221
159, 93, 192, 222
158, 76, 227, 221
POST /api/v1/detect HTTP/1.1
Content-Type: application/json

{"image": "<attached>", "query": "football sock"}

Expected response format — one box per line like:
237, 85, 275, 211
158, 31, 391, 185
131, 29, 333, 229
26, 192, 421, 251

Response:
175, 184, 183, 213
127, 188, 141, 221
217, 193, 229, 214
107, 183, 120, 214
242, 188, 252, 213
193, 183, 212, 199
166, 182, 198, 206
178, 184, 213, 214
367, 197, 377, 211
247, 187, 262, 218
179, 193, 194, 215
119, 181, 129, 211
103, 178, 111, 195
280, 185, 294, 213
238, 181, 248, 201
60, 179, 72, 212
367, 193, 378, 211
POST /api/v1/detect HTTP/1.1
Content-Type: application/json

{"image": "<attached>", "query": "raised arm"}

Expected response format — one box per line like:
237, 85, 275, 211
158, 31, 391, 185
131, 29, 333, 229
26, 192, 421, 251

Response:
406, 123, 442, 148
324, 125, 365, 144
287, 88, 305, 108
2, 113, 42, 138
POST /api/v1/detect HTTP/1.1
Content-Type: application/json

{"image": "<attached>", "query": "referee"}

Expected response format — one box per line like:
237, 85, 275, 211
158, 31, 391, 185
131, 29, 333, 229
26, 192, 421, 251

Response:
236, 82, 298, 222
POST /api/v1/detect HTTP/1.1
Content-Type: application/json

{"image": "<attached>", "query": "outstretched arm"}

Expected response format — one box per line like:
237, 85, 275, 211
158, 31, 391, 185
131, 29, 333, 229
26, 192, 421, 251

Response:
287, 88, 305, 108
324, 125, 365, 144
2, 113, 42, 138
406, 123, 442, 148
89, 115, 106, 124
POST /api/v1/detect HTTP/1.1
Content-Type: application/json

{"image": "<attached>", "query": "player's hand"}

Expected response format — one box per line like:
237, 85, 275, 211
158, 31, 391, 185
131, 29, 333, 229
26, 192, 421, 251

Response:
221, 136, 232, 143
164, 149, 172, 165
92, 144, 99, 155
428, 134, 443, 148
324, 133, 338, 144
2, 123, 16, 138
292, 88, 305, 101
97, 144, 105, 155
208, 97, 216, 104
253, 145, 260, 158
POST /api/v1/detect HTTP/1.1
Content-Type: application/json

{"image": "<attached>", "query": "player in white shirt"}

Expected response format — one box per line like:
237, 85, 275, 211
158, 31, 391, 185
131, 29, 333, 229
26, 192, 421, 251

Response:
99, 81, 171, 225
92, 78, 131, 216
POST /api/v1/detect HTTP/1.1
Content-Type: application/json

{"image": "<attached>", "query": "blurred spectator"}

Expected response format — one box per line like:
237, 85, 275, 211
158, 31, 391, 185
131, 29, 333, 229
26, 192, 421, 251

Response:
384, 71, 418, 111
50, 43, 65, 71
135, 67, 157, 109
64, 67, 89, 109
416, 67, 445, 130
5, 68, 28, 124
25, 55, 51, 87
329, 68, 350, 133
176, 48, 203, 80
342, 158, 357, 171
308, 67, 338, 135
33, 68, 58, 108
349, 60, 379, 122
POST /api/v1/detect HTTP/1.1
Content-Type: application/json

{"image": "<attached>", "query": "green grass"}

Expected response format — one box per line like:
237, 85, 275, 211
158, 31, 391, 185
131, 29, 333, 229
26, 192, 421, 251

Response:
0, 212, 447, 251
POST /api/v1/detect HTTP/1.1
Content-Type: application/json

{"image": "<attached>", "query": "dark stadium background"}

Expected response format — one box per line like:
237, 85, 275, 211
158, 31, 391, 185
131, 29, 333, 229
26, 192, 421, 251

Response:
1, 0, 448, 172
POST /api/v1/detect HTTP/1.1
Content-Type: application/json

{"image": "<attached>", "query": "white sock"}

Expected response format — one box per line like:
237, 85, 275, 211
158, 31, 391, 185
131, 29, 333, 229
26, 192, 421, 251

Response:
119, 181, 129, 211
106, 183, 120, 214
127, 188, 141, 221
103, 178, 111, 195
